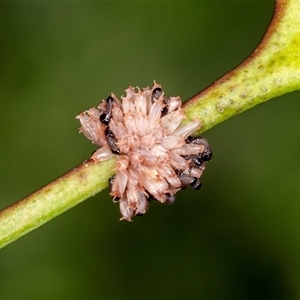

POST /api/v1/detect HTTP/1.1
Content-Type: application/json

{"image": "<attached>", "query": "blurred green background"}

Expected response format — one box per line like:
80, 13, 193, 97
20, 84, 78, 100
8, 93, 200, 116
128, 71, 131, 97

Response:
1, 1, 300, 299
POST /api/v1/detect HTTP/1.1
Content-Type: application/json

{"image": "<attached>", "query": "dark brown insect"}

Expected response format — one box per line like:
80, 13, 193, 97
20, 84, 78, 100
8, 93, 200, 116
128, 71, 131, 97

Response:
183, 153, 203, 169
100, 96, 115, 125
105, 127, 120, 154
151, 87, 163, 102
161, 97, 171, 116
192, 178, 202, 190
177, 171, 197, 189
186, 136, 213, 162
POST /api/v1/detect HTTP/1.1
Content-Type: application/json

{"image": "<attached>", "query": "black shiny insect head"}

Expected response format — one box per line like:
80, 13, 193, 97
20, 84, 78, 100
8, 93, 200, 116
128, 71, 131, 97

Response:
100, 96, 115, 125
192, 178, 202, 190
183, 154, 203, 169
191, 155, 203, 168
186, 136, 213, 162
105, 127, 120, 154
151, 87, 163, 103
135, 212, 144, 217
177, 171, 197, 189
161, 97, 171, 116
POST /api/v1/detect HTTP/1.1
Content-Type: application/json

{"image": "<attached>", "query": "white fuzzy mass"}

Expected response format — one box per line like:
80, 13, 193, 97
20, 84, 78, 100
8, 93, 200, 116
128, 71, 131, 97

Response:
77, 82, 211, 221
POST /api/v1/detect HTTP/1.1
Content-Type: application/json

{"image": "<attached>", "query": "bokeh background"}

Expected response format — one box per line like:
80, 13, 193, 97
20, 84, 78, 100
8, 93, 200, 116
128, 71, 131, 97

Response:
1, 1, 300, 299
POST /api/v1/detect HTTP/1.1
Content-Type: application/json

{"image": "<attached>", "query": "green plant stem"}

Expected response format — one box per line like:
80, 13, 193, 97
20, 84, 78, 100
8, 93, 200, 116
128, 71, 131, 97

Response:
0, 158, 116, 249
184, 0, 300, 134
0, 0, 300, 249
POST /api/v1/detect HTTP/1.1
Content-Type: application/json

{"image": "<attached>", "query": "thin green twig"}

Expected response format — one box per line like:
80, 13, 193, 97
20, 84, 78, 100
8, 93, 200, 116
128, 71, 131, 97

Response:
0, 0, 299, 249
184, 0, 300, 134
0, 158, 116, 249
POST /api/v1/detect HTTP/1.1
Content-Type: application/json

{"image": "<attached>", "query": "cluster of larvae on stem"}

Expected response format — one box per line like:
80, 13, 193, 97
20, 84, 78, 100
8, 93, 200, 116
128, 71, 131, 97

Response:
77, 83, 212, 220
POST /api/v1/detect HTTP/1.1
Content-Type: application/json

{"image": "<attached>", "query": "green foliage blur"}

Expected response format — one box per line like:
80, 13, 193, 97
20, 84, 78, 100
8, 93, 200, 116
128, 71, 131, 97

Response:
1, 1, 300, 299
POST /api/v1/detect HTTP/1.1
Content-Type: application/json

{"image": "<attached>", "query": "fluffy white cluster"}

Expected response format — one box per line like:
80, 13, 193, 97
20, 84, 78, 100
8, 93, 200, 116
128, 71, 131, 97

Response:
77, 83, 211, 221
